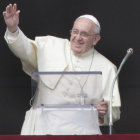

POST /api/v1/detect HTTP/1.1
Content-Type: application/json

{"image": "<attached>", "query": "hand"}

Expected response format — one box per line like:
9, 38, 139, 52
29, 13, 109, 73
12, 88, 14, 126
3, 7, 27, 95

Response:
3, 3, 20, 33
95, 99, 108, 117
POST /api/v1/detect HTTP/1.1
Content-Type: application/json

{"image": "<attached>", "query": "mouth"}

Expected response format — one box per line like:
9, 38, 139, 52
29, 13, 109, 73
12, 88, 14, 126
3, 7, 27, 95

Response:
72, 42, 84, 48
74, 45, 82, 48
71, 43, 83, 54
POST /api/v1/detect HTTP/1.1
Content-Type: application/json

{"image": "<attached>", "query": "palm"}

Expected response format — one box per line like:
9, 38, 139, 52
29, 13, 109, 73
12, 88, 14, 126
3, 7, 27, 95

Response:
4, 12, 19, 27
3, 4, 20, 32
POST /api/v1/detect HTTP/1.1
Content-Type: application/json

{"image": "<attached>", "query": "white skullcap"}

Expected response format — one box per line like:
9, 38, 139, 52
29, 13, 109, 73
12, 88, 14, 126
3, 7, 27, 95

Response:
78, 14, 100, 29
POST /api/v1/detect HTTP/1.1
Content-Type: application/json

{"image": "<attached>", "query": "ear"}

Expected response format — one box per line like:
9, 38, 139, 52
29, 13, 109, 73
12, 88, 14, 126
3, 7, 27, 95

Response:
93, 34, 101, 46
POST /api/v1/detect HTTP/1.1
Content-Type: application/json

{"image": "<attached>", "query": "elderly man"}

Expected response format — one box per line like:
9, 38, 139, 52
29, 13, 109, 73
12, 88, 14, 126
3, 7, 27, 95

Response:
3, 4, 121, 135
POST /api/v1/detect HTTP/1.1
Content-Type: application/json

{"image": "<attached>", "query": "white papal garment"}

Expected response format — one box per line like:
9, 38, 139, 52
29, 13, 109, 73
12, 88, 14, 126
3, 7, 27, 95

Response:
5, 28, 121, 135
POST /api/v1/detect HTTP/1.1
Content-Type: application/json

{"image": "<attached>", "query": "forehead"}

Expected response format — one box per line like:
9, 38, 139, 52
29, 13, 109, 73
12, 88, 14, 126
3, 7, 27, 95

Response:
73, 18, 95, 32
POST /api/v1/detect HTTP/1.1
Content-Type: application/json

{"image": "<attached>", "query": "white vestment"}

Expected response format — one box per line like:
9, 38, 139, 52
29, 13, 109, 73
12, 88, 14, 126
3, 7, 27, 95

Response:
5, 28, 121, 135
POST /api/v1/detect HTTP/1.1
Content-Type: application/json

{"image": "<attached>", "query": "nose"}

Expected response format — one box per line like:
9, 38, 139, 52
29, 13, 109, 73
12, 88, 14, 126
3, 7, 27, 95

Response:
75, 33, 82, 41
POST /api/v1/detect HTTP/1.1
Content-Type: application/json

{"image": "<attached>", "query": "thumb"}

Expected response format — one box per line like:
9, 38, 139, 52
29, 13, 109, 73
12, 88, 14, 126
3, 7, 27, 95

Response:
3, 11, 6, 17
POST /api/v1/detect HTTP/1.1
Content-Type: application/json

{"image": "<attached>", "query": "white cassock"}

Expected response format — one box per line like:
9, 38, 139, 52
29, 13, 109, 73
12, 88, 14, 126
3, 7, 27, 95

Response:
5, 28, 121, 135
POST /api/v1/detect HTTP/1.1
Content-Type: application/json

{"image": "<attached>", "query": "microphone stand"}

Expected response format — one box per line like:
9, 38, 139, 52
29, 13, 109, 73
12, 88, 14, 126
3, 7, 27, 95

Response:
109, 48, 133, 134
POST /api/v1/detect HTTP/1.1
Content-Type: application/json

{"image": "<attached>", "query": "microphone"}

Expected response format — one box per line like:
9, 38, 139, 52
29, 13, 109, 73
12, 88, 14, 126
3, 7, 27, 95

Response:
109, 48, 133, 134
121, 48, 133, 64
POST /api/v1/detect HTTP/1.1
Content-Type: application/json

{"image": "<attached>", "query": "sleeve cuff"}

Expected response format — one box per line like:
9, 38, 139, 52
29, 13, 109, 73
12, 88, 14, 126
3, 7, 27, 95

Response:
5, 27, 19, 43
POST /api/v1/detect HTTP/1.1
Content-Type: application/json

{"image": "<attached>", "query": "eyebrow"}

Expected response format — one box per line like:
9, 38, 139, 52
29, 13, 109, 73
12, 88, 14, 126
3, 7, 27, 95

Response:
72, 28, 89, 33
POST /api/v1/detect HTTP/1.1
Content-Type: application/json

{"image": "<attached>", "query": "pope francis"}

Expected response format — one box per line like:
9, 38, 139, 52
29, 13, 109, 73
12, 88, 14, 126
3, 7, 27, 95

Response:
3, 4, 121, 135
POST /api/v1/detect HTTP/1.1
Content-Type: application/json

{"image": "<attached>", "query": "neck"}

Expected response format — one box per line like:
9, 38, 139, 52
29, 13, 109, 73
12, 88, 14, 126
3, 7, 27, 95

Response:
71, 47, 94, 58
70, 48, 94, 72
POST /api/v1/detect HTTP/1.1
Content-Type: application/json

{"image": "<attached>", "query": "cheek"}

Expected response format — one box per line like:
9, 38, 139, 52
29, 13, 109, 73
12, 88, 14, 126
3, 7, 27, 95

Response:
70, 35, 74, 42
88, 41, 93, 47
87, 38, 94, 46
84, 40, 93, 50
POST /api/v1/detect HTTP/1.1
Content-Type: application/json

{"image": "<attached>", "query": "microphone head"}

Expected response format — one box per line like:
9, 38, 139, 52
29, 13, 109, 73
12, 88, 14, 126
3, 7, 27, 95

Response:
127, 48, 133, 55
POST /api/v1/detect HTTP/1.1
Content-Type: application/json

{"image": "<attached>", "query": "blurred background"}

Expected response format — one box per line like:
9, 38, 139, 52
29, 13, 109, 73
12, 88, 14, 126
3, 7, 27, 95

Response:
0, 0, 140, 134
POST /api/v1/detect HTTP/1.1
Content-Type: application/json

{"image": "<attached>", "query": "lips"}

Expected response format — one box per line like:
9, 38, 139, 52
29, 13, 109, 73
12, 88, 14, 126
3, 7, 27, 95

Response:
73, 42, 84, 48
75, 45, 81, 48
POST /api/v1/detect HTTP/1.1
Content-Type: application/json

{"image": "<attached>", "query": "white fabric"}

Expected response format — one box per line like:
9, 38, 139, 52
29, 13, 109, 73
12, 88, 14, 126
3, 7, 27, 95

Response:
5, 28, 19, 43
4, 28, 121, 135
34, 107, 101, 135
78, 15, 100, 28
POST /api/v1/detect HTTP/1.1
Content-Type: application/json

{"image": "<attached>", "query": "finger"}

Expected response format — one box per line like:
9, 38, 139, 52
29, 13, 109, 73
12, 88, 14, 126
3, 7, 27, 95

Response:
13, 3, 17, 13
100, 110, 107, 114
99, 101, 108, 106
10, 4, 16, 14
98, 110, 108, 116
9, 4, 13, 14
99, 110, 106, 114
3, 11, 6, 17
15, 10, 20, 17
96, 103, 107, 109
6, 5, 10, 13
102, 103, 108, 108
98, 106, 108, 111
97, 105, 108, 112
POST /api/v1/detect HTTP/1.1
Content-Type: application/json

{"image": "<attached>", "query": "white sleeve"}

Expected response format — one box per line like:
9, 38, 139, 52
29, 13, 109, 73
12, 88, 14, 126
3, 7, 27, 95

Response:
5, 28, 19, 43
4, 27, 38, 75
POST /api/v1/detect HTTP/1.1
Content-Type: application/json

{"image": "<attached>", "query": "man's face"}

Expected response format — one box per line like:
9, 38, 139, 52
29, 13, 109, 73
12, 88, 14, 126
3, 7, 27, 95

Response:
70, 18, 100, 54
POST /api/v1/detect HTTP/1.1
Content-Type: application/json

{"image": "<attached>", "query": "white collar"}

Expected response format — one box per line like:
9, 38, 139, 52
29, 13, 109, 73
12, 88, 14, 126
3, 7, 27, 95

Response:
71, 47, 94, 58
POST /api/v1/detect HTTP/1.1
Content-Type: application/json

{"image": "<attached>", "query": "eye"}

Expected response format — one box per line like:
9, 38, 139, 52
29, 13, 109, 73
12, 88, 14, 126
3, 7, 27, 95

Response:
81, 32, 89, 37
72, 30, 78, 35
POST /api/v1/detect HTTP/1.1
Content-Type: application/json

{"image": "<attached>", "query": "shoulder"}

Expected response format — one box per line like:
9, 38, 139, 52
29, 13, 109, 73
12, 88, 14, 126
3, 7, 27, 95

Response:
94, 49, 117, 70
34, 35, 70, 50
35, 35, 69, 45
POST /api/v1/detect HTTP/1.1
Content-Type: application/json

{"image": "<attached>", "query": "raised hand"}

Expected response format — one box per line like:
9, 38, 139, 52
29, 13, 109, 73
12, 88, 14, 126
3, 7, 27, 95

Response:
3, 4, 20, 33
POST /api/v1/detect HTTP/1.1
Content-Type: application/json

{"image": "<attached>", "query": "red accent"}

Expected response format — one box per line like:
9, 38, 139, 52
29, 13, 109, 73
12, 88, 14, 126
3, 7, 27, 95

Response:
0, 135, 140, 140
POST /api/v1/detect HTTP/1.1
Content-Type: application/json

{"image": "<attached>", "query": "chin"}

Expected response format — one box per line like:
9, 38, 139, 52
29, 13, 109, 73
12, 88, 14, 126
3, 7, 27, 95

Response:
71, 47, 82, 54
